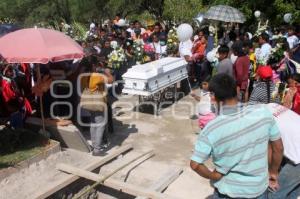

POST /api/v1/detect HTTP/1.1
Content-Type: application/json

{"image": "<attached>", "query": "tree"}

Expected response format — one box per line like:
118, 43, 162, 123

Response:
163, 0, 204, 23
0, 0, 299, 27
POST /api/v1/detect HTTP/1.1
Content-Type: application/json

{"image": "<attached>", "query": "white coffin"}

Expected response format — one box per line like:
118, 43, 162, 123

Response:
122, 57, 188, 96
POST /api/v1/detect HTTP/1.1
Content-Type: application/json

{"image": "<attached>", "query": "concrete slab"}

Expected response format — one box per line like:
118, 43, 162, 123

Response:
26, 117, 91, 152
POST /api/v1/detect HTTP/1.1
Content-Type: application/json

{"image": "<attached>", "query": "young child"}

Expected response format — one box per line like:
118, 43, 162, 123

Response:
289, 74, 300, 115
191, 78, 216, 129
283, 75, 298, 109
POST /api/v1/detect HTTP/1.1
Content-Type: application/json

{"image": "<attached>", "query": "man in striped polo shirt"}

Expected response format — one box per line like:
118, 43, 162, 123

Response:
190, 74, 283, 198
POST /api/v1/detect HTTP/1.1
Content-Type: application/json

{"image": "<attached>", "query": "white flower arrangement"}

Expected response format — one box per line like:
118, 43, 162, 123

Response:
110, 41, 119, 50
254, 20, 269, 37
108, 46, 126, 69
268, 38, 286, 65
167, 27, 179, 55
133, 39, 145, 63
272, 34, 285, 41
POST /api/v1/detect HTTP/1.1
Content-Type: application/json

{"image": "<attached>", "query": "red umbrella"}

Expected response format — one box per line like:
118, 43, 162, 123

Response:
0, 28, 84, 133
0, 27, 84, 64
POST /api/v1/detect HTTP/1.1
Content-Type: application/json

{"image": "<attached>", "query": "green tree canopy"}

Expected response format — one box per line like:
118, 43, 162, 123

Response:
0, 0, 299, 27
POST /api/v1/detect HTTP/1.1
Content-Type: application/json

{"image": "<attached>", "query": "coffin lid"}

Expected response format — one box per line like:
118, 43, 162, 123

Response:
123, 57, 187, 80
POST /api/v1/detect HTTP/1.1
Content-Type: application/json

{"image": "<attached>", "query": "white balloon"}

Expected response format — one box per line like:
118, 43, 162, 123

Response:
176, 23, 193, 42
254, 10, 261, 18
117, 19, 126, 27
284, 13, 292, 23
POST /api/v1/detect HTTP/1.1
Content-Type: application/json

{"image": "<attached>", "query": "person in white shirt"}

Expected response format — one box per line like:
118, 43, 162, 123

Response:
179, 39, 193, 60
256, 32, 272, 64
131, 21, 146, 40
287, 26, 299, 50
179, 39, 193, 93
126, 22, 135, 37
267, 103, 300, 199
150, 34, 166, 60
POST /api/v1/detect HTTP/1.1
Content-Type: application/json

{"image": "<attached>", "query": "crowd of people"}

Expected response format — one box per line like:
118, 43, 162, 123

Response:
1, 14, 300, 198
189, 26, 300, 129
186, 24, 300, 198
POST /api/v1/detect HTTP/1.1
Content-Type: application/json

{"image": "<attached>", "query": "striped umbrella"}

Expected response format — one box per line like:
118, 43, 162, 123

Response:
204, 5, 246, 23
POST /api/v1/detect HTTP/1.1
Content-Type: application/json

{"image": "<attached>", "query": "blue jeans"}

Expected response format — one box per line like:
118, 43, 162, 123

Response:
90, 111, 106, 152
269, 162, 300, 199
213, 189, 269, 199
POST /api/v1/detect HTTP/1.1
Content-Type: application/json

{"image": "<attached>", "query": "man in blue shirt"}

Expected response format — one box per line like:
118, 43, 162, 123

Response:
190, 74, 283, 198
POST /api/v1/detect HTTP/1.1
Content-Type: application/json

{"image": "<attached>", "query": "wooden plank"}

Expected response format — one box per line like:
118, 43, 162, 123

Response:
135, 168, 183, 199
34, 144, 133, 199
57, 163, 179, 199
70, 151, 155, 199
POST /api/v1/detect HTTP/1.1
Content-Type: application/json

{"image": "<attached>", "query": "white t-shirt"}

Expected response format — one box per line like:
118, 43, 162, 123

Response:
127, 28, 134, 34
152, 42, 167, 55
179, 40, 193, 58
267, 103, 300, 164
197, 91, 212, 115
256, 43, 272, 63
287, 35, 299, 49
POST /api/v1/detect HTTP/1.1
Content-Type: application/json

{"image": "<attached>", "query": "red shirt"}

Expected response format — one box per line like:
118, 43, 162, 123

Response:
192, 40, 206, 61
1, 79, 16, 102
233, 56, 250, 90
292, 88, 300, 115
0, 78, 32, 115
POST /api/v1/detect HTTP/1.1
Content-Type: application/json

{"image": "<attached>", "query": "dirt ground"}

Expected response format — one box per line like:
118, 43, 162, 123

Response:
0, 91, 215, 199
103, 92, 215, 198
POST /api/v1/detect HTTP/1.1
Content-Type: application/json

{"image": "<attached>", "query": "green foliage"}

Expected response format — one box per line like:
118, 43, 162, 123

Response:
0, 128, 48, 155
163, 0, 205, 23
0, 128, 49, 168
0, 0, 298, 27
273, 0, 300, 24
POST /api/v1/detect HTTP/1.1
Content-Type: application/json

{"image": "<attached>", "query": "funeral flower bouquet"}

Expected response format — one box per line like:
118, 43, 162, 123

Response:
133, 39, 145, 64
254, 20, 269, 37
108, 42, 126, 69
167, 27, 179, 56
268, 36, 288, 72
256, 52, 269, 66
269, 43, 285, 65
